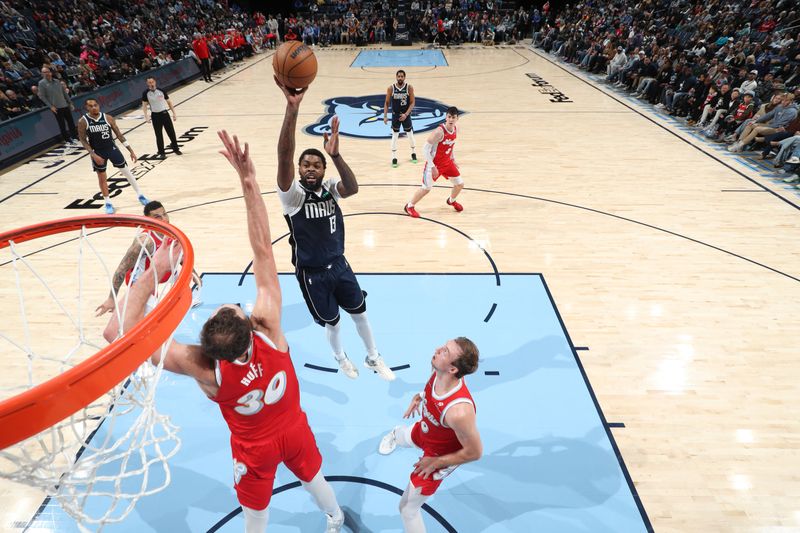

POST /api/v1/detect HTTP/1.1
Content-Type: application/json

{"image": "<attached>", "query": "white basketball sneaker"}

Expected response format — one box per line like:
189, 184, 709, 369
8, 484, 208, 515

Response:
326, 508, 345, 533
336, 355, 359, 379
379, 426, 401, 455
364, 354, 396, 381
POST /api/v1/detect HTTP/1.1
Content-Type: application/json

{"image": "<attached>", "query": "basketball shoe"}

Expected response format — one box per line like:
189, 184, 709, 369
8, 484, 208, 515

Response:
104, 202, 115, 214
447, 198, 463, 212
411, 152, 417, 163
379, 426, 401, 455
336, 354, 359, 379
404, 204, 420, 218
326, 508, 345, 533
392, 157, 398, 168
365, 354, 396, 381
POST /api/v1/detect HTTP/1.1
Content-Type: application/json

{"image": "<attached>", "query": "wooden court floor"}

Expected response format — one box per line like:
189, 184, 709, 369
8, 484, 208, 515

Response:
1, 45, 799, 532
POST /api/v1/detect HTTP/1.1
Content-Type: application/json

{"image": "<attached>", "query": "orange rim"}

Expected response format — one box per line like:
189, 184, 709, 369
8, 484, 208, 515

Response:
0, 215, 194, 450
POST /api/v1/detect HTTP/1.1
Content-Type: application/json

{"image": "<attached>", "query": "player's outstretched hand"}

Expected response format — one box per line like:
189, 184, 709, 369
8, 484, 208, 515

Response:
274, 76, 307, 107
95, 296, 115, 317
323, 115, 340, 157
218, 130, 255, 181
403, 393, 423, 419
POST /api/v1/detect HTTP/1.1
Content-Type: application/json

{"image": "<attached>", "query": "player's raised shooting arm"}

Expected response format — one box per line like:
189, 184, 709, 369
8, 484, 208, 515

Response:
218, 130, 288, 351
275, 78, 306, 192
276, 101, 297, 192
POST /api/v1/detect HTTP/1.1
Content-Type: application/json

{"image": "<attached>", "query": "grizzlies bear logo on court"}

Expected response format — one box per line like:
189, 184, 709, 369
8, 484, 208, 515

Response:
304, 95, 456, 139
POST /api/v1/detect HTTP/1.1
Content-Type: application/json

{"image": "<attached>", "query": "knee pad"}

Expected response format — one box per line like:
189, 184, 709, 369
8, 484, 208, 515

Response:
451, 176, 464, 186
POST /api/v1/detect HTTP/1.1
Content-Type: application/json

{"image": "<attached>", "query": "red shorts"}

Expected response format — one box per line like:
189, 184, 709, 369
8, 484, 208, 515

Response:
230, 414, 323, 510
431, 159, 460, 180
408, 422, 459, 496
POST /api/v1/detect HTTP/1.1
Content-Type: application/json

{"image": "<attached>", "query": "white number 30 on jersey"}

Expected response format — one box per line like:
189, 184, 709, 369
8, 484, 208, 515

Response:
234, 371, 287, 416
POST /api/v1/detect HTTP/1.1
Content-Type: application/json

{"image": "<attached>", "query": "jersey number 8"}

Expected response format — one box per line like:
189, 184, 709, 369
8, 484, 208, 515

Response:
234, 370, 287, 416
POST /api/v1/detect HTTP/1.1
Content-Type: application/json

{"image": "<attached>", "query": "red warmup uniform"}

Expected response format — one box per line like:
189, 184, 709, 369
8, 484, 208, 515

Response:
212, 332, 322, 510
427, 123, 459, 181
192, 37, 209, 59
409, 372, 476, 495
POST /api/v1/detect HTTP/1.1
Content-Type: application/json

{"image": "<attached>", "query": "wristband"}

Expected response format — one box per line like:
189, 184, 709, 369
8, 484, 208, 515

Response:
122, 141, 130, 148
331, 153, 341, 159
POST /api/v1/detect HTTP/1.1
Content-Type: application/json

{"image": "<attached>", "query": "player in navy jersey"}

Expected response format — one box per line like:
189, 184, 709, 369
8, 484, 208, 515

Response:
77, 98, 149, 214
275, 77, 395, 382
383, 69, 417, 167
107, 131, 345, 533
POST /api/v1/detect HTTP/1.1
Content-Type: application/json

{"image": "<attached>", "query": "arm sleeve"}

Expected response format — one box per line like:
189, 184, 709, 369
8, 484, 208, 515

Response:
142, 90, 149, 103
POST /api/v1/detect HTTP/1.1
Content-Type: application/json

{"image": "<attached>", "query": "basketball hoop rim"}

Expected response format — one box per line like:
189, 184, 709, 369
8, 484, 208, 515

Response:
0, 215, 195, 450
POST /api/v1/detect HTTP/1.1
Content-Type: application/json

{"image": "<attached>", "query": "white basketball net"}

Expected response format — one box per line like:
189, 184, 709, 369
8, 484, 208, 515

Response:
0, 224, 185, 531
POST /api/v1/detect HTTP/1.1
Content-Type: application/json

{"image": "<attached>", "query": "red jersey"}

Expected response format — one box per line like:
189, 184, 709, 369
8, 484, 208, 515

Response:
433, 124, 457, 166
125, 230, 172, 285
212, 331, 303, 441
413, 371, 475, 457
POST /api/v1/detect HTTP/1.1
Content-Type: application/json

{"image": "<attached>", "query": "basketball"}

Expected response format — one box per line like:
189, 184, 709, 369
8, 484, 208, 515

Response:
273, 41, 317, 89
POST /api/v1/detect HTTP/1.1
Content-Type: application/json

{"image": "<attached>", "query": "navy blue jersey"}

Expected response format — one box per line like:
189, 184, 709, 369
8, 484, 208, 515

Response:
391, 84, 410, 115
284, 181, 345, 269
83, 113, 115, 151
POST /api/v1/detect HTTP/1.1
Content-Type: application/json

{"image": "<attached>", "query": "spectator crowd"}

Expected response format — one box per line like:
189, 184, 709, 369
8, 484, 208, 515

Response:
532, 0, 800, 184
0, 0, 533, 122
0, 0, 269, 122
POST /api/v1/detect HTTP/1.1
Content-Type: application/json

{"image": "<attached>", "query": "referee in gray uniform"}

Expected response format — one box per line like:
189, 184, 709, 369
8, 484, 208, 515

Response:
142, 77, 182, 157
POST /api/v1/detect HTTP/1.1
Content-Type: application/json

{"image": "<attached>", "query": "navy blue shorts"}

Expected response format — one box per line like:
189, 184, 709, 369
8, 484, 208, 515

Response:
91, 145, 126, 173
296, 256, 367, 326
392, 114, 413, 132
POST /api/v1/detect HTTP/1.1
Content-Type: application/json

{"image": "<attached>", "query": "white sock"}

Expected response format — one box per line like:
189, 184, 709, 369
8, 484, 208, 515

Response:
394, 424, 415, 448
391, 131, 399, 157
242, 505, 269, 533
326, 321, 345, 360
407, 130, 416, 152
350, 312, 378, 360
103, 195, 110, 204
120, 167, 143, 196
301, 470, 341, 517
399, 482, 429, 533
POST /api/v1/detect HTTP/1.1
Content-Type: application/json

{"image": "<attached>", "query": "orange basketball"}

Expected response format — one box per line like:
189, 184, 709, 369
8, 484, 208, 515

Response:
273, 41, 317, 89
